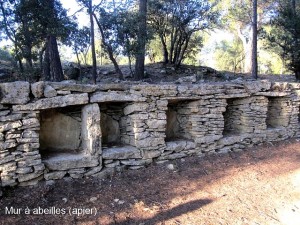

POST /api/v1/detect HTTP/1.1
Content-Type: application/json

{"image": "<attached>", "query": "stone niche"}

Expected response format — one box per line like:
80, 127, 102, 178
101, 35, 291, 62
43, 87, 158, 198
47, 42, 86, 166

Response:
40, 106, 82, 154
222, 98, 251, 136
266, 97, 292, 128
99, 102, 128, 147
165, 100, 195, 141
39, 104, 101, 171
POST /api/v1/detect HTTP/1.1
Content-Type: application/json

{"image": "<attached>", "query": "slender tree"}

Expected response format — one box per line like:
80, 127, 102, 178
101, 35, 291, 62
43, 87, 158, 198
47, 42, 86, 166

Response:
89, 0, 97, 84
252, 0, 258, 79
76, 0, 98, 83
134, 0, 147, 80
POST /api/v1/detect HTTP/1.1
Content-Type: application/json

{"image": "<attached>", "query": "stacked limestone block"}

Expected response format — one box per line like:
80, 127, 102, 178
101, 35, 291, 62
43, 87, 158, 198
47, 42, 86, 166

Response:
289, 83, 300, 137
266, 97, 293, 128
0, 82, 44, 187
223, 97, 268, 135
0, 109, 44, 186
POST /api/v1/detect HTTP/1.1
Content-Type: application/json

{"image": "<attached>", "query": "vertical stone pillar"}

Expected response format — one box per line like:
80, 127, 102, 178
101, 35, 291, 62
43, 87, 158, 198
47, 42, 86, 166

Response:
81, 104, 101, 156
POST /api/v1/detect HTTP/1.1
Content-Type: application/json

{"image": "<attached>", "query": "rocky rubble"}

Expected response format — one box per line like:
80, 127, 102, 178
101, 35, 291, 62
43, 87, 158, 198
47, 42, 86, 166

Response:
0, 80, 299, 187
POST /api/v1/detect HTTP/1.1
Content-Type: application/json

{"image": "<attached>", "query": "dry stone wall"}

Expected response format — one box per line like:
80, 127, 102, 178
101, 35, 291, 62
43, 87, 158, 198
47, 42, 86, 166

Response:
0, 80, 300, 187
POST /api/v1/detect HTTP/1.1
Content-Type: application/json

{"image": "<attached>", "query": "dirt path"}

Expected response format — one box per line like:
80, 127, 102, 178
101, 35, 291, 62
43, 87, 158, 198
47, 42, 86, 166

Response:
1, 139, 300, 225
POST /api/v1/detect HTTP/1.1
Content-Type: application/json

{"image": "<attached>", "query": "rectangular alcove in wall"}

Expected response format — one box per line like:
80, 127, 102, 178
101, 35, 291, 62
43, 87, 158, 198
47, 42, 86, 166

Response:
165, 100, 194, 142
266, 97, 291, 128
222, 98, 247, 136
99, 102, 128, 147
39, 104, 101, 171
40, 106, 82, 156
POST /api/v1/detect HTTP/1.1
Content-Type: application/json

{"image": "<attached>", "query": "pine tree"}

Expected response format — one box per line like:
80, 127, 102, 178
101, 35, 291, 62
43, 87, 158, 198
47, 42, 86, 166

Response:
267, 0, 300, 80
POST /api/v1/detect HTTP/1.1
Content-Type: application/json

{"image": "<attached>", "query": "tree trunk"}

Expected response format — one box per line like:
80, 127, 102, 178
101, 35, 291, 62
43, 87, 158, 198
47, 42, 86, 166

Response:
43, 39, 50, 81
48, 35, 64, 81
17, 57, 24, 73
43, 35, 64, 81
251, 0, 258, 79
176, 35, 190, 67
134, 0, 147, 80
93, 14, 124, 80
160, 35, 169, 64
169, 27, 177, 63
39, 45, 46, 73
236, 24, 252, 73
89, 0, 97, 84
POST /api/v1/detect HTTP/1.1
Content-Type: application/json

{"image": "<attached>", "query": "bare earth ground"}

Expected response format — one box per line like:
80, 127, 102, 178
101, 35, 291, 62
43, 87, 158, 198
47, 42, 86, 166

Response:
0, 139, 300, 225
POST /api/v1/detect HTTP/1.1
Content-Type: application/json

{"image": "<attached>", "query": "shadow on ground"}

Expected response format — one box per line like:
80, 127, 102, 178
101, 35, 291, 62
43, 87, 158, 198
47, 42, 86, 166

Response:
0, 139, 300, 225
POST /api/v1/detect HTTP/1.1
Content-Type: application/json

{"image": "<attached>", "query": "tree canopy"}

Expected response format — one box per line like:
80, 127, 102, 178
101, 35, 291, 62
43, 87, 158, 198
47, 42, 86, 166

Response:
0, 0, 299, 81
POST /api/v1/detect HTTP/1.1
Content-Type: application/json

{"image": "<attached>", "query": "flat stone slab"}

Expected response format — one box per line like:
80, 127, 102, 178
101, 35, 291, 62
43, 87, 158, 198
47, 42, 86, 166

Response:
13, 93, 89, 111
165, 141, 187, 152
43, 153, 100, 171
90, 91, 145, 103
255, 91, 290, 97
47, 82, 98, 93
102, 146, 141, 159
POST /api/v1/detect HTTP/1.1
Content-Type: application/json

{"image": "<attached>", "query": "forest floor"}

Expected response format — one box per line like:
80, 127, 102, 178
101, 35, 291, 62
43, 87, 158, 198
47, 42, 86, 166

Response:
1, 139, 300, 225
0, 60, 297, 83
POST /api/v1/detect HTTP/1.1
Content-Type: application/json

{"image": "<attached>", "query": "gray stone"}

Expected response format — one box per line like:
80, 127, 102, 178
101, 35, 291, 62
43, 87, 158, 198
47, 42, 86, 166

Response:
92, 167, 115, 179
142, 150, 162, 159
124, 103, 149, 115
0, 110, 10, 116
103, 146, 141, 159
158, 153, 186, 160
57, 90, 71, 95
18, 175, 43, 186
13, 93, 89, 111
31, 81, 45, 98
90, 91, 145, 103
5, 133, 21, 139
146, 119, 166, 129
34, 164, 45, 172
69, 173, 83, 179
47, 82, 97, 93
22, 130, 39, 138
105, 161, 120, 168
81, 104, 101, 155
136, 137, 165, 148
0, 155, 15, 165
43, 153, 100, 170
22, 118, 39, 127
165, 141, 186, 152
84, 166, 103, 176
0, 81, 30, 104
18, 171, 44, 182
0, 121, 22, 132
44, 171, 67, 180
44, 85, 57, 98
120, 159, 152, 166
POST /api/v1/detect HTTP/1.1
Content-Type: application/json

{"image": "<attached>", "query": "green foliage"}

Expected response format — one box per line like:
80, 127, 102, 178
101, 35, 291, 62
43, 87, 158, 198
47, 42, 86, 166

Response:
266, 1, 300, 79
148, 0, 219, 67
214, 38, 243, 73
0, 0, 76, 71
